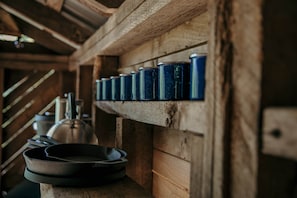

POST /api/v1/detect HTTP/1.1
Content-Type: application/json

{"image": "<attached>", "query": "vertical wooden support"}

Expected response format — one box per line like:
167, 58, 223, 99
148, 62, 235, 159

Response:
189, 134, 204, 198
204, 0, 263, 197
116, 118, 153, 192
0, 68, 4, 188
92, 56, 118, 146
76, 65, 93, 115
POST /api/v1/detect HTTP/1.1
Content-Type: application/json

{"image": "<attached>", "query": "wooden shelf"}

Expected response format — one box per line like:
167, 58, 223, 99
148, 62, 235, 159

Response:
95, 101, 206, 134
70, 0, 207, 67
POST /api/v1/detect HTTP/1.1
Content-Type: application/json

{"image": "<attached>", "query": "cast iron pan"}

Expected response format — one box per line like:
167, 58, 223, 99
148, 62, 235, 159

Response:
45, 143, 127, 163
24, 167, 126, 187
23, 146, 127, 176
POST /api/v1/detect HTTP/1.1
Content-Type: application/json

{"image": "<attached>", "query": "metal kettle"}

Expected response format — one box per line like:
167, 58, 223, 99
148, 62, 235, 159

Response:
47, 93, 98, 144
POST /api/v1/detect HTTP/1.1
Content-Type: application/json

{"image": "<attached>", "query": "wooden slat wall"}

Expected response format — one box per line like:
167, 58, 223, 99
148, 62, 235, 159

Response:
0, 68, 75, 191
153, 127, 193, 198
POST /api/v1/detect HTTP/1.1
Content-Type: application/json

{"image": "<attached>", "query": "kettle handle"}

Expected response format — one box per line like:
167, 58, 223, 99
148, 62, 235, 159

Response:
68, 92, 77, 119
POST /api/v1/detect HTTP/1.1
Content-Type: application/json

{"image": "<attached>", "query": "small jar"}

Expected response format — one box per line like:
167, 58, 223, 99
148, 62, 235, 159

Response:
189, 53, 207, 100
95, 79, 102, 101
139, 67, 158, 101
158, 62, 190, 100
120, 74, 132, 101
131, 71, 140, 101
110, 76, 120, 101
101, 78, 111, 100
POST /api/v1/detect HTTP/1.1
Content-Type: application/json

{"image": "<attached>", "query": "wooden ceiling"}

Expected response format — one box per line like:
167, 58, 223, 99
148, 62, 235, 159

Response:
0, 0, 124, 55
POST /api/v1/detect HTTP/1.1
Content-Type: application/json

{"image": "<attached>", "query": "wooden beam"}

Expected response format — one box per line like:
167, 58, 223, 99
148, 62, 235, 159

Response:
0, 53, 69, 70
0, 9, 20, 36
0, 0, 92, 48
94, 0, 124, 8
14, 17, 75, 54
78, 0, 117, 17
45, 0, 64, 12
70, 0, 207, 66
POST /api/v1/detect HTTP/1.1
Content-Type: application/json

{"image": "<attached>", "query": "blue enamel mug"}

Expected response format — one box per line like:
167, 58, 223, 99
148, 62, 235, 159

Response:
95, 79, 102, 101
120, 73, 132, 101
139, 67, 158, 101
189, 53, 207, 100
158, 62, 190, 100
101, 78, 111, 100
131, 71, 140, 101
110, 76, 120, 101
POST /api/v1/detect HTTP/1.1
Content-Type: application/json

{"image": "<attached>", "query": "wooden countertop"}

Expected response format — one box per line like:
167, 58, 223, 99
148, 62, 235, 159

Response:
40, 176, 152, 198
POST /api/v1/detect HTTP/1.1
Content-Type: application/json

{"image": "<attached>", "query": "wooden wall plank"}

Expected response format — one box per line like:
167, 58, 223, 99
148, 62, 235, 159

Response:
153, 149, 190, 191
120, 12, 208, 68
4, 71, 47, 106
117, 118, 153, 192
153, 126, 193, 161
153, 172, 189, 198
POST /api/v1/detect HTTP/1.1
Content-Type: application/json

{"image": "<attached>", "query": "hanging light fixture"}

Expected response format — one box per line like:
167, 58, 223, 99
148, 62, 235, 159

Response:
14, 36, 24, 48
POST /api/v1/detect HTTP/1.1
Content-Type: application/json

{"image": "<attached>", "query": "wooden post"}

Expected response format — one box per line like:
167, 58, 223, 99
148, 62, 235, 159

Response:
92, 56, 118, 146
116, 118, 153, 192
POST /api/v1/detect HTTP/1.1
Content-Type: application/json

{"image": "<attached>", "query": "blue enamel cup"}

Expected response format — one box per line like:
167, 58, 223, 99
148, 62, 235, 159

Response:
110, 76, 120, 101
120, 73, 132, 101
95, 79, 102, 101
189, 53, 207, 100
131, 71, 140, 101
158, 62, 190, 100
101, 78, 111, 100
139, 67, 158, 101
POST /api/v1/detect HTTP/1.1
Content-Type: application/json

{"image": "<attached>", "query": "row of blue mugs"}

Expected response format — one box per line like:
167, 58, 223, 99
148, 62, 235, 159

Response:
96, 53, 206, 101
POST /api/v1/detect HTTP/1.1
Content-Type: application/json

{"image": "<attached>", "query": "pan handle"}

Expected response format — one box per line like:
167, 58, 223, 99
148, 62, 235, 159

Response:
92, 158, 128, 168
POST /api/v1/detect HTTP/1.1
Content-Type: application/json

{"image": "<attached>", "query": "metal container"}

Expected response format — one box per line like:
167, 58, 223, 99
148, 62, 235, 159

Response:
110, 76, 120, 101
158, 62, 190, 100
131, 71, 140, 101
120, 74, 132, 101
47, 93, 98, 144
33, 112, 55, 135
139, 67, 158, 100
95, 79, 102, 101
189, 54, 207, 100
101, 78, 111, 101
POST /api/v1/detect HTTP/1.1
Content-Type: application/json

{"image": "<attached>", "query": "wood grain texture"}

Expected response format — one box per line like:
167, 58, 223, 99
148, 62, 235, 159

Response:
153, 149, 190, 192
0, 0, 92, 44
190, 134, 204, 198
40, 177, 152, 198
120, 12, 209, 68
71, 0, 207, 65
153, 172, 189, 198
230, 0, 262, 197
262, 108, 297, 161
153, 126, 193, 161
0, 53, 69, 70
117, 118, 153, 192
96, 101, 206, 134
